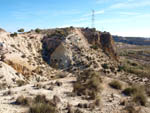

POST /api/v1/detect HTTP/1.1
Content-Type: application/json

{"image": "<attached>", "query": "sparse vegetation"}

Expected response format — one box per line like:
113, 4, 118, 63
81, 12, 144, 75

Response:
73, 69, 103, 100
15, 95, 59, 113
109, 80, 122, 90
29, 95, 58, 113
46, 28, 70, 38
121, 62, 150, 78
117, 45, 150, 79
122, 85, 148, 106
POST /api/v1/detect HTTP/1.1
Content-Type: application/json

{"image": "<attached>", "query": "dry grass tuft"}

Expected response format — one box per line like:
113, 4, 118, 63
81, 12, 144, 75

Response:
73, 69, 103, 100
109, 80, 122, 90
16, 96, 32, 106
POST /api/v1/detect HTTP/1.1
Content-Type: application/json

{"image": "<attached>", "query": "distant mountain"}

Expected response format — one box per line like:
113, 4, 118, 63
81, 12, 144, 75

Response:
113, 35, 150, 45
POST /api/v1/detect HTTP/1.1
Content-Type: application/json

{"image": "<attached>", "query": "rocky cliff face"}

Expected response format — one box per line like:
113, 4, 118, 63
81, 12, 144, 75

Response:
0, 27, 119, 80
81, 28, 118, 61
42, 27, 118, 69
100, 32, 118, 61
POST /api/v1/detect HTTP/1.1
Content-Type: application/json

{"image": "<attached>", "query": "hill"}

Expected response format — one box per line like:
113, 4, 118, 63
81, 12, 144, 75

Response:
113, 35, 150, 45
0, 27, 150, 113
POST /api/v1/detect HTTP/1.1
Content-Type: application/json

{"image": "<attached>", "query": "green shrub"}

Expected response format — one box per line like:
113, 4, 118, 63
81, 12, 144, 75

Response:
118, 65, 125, 72
35, 28, 41, 33
109, 80, 122, 90
10, 32, 18, 37
18, 28, 24, 32
70, 26, 74, 29
102, 63, 109, 69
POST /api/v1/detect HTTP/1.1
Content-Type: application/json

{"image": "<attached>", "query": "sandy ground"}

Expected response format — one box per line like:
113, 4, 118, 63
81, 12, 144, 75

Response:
0, 75, 128, 113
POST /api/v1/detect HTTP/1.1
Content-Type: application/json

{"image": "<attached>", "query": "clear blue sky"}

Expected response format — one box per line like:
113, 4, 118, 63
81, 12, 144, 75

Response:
0, 0, 150, 37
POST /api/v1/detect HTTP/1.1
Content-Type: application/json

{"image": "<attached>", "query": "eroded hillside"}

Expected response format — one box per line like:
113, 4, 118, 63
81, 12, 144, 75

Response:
0, 27, 150, 113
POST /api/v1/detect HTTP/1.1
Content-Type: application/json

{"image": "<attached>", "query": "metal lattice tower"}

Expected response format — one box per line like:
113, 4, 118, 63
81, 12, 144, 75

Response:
92, 10, 95, 28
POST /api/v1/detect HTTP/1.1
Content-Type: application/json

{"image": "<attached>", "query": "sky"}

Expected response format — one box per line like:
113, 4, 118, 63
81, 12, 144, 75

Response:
0, 0, 150, 37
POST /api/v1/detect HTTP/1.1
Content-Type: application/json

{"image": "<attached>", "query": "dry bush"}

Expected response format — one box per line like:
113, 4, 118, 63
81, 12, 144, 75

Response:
122, 85, 140, 96
34, 95, 48, 104
16, 80, 26, 87
0, 83, 7, 90
16, 96, 32, 106
109, 80, 122, 90
73, 69, 102, 100
3, 90, 12, 96
29, 95, 59, 113
120, 59, 150, 78
34, 83, 43, 89
123, 85, 148, 106
15, 94, 59, 113
133, 93, 147, 106
29, 103, 58, 113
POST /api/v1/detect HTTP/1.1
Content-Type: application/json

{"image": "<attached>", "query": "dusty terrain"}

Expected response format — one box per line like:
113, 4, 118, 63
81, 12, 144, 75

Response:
0, 27, 150, 113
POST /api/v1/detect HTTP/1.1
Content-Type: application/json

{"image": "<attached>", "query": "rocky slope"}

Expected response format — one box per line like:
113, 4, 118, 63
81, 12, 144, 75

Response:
0, 27, 150, 113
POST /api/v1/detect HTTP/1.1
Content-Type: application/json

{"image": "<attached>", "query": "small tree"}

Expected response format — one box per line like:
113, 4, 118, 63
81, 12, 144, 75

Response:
10, 32, 18, 37
18, 28, 24, 32
35, 28, 41, 33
